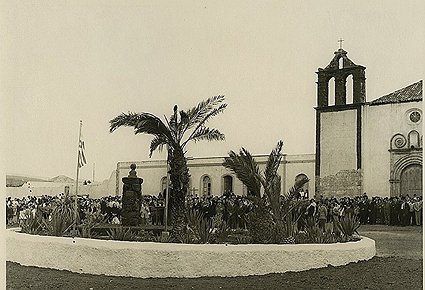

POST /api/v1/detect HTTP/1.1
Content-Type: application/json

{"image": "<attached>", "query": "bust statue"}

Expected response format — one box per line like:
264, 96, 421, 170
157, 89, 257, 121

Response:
128, 163, 137, 178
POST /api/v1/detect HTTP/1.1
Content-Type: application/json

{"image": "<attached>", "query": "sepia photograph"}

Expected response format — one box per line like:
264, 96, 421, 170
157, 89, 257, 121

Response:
1, 1, 424, 289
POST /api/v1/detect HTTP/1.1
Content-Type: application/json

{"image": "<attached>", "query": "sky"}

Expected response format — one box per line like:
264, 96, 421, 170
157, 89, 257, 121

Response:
1, 0, 424, 181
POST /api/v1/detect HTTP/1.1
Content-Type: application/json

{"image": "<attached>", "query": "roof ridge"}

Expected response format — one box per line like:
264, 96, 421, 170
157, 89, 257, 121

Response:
370, 80, 422, 105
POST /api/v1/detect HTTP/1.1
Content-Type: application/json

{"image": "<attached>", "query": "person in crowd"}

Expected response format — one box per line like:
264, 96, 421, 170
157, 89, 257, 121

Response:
400, 196, 410, 226
408, 197, 416, 226
111, 214, 120, 225
306, 199, 317, 219
6, 192, 422, 230
413, 196, 422, 226
317, 201, 327, 232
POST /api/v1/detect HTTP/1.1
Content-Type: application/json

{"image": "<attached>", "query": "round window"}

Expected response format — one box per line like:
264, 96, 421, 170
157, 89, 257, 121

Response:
409, 111, 421, 123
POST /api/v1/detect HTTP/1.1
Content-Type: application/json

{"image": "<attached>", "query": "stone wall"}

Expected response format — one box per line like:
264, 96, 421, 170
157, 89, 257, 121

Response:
318, 169, 362, 197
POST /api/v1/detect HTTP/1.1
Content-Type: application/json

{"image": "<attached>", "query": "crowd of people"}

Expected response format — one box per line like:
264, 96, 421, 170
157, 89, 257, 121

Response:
6, 191, 423, 229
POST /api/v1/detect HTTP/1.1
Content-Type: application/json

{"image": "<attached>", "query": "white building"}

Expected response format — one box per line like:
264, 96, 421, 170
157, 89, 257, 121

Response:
116, 154, 315, 197
116, 48, 423, 198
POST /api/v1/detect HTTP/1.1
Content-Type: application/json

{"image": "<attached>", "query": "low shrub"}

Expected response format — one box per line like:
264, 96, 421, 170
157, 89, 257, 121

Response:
43, 213, 74, 237
179, 209, 215, 244
107, 226, 138, 241
20, 212, 44, 235
337, 214, 361, 238
78, 212, 108, 239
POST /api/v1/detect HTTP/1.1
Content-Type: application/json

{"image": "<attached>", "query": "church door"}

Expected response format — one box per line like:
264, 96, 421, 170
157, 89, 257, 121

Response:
400, 164, 422, 197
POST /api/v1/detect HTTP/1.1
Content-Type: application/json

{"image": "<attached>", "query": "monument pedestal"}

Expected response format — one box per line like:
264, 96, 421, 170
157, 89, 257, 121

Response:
121, 164, 143, 226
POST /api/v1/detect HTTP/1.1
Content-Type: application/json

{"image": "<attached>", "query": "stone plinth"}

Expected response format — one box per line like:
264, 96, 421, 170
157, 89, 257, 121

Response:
121, 164, 143, 226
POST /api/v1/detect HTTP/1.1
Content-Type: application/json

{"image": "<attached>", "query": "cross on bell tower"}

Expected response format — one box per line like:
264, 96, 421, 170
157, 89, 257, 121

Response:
338, 38, 344, 49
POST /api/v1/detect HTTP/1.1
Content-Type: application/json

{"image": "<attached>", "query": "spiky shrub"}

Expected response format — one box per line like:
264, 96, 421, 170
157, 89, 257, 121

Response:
78, 211, 107, 238
337, 214, 361, 239
53, 195, 79, 225
302, 217, 336, 244
213, 210, 231, 244
179, 208, 215, 244
42, 195, 79, 237
20, 211, 44, 235
107, 226, 138, 241
43, 212, 74, 237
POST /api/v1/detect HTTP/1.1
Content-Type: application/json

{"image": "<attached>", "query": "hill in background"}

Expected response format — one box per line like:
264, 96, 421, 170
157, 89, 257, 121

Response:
6, 174, 75, 187
6, 175, 49, 187
49, 175, 75, 183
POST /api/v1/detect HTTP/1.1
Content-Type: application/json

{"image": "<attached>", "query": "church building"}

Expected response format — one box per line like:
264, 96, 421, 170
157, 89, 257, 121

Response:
315, 48, 422, 198
116, 48, 423, 198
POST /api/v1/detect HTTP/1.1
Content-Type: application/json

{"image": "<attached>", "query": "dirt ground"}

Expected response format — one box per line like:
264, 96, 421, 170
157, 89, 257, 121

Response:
6, 225, 423, 290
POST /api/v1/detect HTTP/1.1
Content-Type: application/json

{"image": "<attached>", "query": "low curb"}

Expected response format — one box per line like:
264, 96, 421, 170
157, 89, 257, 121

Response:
6, 229, 376, 278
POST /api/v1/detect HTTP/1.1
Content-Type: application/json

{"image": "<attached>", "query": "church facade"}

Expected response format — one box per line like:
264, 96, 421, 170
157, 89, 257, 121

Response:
315, 48, 422, 198
116, 49, 423, 198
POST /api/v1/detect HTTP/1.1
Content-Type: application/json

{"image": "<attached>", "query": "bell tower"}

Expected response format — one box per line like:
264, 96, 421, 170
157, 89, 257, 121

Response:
315, 45, 366, 197
317, 48, 366, 107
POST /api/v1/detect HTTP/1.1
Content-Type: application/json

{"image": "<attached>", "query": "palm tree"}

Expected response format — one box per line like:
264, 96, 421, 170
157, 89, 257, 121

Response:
223, 141, 309, 228
223, 141, 284, 221
109, 96, 227, 224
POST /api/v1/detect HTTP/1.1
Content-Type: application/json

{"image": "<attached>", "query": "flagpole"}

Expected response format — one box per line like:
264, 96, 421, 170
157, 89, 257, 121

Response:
164, 145, 170, 232
73, 120, 83, 235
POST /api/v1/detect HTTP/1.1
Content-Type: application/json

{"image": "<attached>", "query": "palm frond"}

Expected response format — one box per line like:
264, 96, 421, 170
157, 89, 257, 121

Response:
190, 127, 225, 143
175, 110, 190, 143
223, 148, 262, 196
134, 113, 171, 137
186, 96, 226, 128
264, 140, 284, 192
109, 112, 144, 133
149, 136, 167, 157
187, 96, 227, 128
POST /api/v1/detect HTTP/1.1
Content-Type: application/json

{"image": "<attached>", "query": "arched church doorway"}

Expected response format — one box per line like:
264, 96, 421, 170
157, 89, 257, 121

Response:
400, 164, 422, 197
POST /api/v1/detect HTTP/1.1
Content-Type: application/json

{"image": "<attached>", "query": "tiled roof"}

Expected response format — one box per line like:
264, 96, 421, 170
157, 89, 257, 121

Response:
370, 80, 422, 105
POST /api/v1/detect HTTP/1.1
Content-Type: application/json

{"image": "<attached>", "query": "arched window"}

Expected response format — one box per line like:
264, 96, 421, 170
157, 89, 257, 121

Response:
408, 130, 420, 149
346, 74, 353, 104
223, 175, 233, 194
338, 57, 343, 69
160, 177, 167, 193
202, 175, 212, 196
328, 77, 335, 106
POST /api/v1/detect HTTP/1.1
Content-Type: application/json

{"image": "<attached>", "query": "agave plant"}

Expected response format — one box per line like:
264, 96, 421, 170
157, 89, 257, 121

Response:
43, 212, 74, 237
110, 96, 227, 228
107, 226, 138, 241
337, 214, 361, 238
20, 211, 44, 235
78, 211, 108, 238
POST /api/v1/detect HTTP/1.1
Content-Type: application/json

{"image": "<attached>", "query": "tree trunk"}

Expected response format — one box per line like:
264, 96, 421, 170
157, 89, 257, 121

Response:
168, 146, 190, 240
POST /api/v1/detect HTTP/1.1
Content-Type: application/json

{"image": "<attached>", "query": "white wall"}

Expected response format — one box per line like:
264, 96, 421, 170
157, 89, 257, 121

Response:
116, 154, 316, 197
320, 110, 357, 177
6, 229, 376, 278
362, 102, 422, 197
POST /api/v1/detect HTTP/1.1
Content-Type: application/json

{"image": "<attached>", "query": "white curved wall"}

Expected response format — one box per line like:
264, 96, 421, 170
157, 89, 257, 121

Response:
6, 229, 375, 278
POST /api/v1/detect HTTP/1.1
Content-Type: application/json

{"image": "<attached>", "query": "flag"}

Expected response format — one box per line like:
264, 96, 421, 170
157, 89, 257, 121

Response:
78, 138, 87, 168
